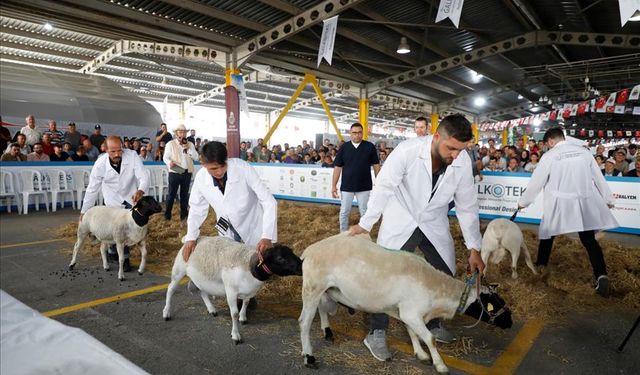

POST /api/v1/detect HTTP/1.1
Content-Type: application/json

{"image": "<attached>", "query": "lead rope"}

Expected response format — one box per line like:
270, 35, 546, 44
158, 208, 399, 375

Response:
463, 270, 484, 329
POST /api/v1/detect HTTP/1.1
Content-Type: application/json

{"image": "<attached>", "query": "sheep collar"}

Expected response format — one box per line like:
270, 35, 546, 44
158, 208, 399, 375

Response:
250, 251, 273, 281
131, 207, 149, 227
456, 271, 478, 314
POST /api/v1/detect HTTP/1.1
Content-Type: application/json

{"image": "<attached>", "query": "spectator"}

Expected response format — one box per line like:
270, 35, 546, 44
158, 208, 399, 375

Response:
132, 139, 142, 154
257, 146, 270, 163
301, 153, 313, 164
316, 150, 326, 165
89, 125, 105, 149
83, 139, 100, 161
537, 140, 547, 155
139, 147, 149, 161
379, 149, 387, 166
321, 155, 334, 168
144, 143, 154, 160
602, 158, 620, 176
246, 151, 256, 162
64, 123, 81, 151
494, 148, 507, 170
187, 129, 196, 144
195, 138, 202, 152
614, 149, 629, 174
8, 134, 30, 155
49, 144, 69, 161
0, 118, 10, 152
624, 159, 640, 177
283, 148, 299, 164
595, 155, 605, 170
332, 123, 380, 232
252, 138, 265, 155
487, 138, 496, 149
27, 143, 50, 161
594, 144, 605, 158
527, 139, 537, 154
515, 138, 525, 155
154, 147, 164, 161
329, 148, 337, 160
123, 138, 132, 150
466, 142, 482, 179
524, 152, 540, 173
519, 150, 530, 168
163, 124, 198, 222
69, 146, 89, 161
415, 116, 429, 137
310, 149, 319, 162
1, 143, 27, 161
43, 120, 64, 146
506, 157, 523, 173
41, 134, 54, 155
155, 123, 172, 144
100, 141, 108, 153
20, 115, 41, 147
484, 156, 499, 171
239, 141, 248, 161
627, 144, 637, 164
268, 152, 280, 163
62, 142, 75, 157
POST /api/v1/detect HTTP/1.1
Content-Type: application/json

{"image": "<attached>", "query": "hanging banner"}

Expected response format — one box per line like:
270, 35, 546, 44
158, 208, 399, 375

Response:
231, 74, 250, 116
317, 16, 339, 67
630, 84, 640, 100
618, 0, 640, 26
435, 0, 465, 28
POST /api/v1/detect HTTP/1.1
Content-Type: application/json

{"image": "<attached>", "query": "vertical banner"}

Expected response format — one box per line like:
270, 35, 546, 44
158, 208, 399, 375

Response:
317, 16, 338, 67
435, 0, 465, 28
618, 0, 640, 26
231, 74, 250, 117
225, 86, 240, 158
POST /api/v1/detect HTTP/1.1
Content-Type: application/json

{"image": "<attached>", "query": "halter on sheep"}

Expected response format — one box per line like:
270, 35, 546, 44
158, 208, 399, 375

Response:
299, 233, 512, 374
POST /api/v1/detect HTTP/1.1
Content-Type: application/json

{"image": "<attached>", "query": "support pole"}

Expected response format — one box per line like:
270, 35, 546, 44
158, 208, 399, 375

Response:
359, 99, 369, 140
263, 75, 312, 145
430, 111, 439, 134
309, 77, 343, 142
472, 123, 479, 144
225, 65, 241, 158
502, 128, 508, 146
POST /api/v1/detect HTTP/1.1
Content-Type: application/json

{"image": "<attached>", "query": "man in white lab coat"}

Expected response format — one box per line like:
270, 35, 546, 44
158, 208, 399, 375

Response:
350, 114, 485, 361
182, 140, 277, 259
518, 127, 618, 298
81, 136, 150, 271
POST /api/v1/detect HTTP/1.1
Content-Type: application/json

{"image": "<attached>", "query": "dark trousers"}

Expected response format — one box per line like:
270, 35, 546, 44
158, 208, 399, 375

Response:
370, 228, 453, 331
109, 201, 131, 259
536, 230, 607, 279
165, 172, 192, 220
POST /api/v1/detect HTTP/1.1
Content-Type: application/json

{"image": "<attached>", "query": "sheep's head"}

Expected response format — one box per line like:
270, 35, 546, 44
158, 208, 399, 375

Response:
464, 287, 512, 329
134, 196, 163, 216
262, 245, 303, 277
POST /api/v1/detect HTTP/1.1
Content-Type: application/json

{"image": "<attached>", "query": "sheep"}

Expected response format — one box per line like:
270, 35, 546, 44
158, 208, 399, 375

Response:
299, 233, 512, 374
481, 219, 537, 279
68, 196, 162, 281
162, 236, 302, 344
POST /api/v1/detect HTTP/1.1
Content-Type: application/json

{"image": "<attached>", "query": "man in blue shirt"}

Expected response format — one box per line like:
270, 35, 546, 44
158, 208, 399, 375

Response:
331, 123, 380, 232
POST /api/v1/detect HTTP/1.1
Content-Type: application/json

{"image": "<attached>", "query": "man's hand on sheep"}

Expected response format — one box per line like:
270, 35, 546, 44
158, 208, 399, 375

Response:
468, 249, 485, 274
132, 190, 144, 204
256, 238, 273, 253
183, 240, 197, 262
348, 224, 369, 236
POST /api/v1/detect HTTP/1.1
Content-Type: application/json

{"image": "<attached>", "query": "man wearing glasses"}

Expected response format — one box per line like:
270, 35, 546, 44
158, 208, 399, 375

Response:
331, 123, 380, 232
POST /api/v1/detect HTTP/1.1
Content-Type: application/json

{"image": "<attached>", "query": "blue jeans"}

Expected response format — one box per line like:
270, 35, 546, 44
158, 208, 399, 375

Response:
339, 191, 370, 232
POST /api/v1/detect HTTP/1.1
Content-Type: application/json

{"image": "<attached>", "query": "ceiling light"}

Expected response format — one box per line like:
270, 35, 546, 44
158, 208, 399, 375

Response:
43, 23, 53, 31
517, 94, 524, 100
474, 97, 486, 107
396, 37, 410, 54
470, 70, 483, 83
630, 10, 640, 21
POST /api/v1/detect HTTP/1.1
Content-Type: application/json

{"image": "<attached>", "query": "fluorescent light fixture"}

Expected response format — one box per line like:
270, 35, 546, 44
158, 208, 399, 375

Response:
517, 94, 524, 100
396, 37, 410, 54
470, 70, 483, 83
44, 22, 53, 31
630, 10, 640, 21
474, 97, 486, 107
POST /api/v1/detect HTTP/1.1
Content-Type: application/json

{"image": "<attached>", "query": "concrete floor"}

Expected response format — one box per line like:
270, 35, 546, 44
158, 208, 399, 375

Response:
1, 207, 638, 375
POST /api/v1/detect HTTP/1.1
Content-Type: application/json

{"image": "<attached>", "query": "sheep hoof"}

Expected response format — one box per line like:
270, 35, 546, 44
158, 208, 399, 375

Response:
304, 355, 318, 369
103, 266, 110, 271
119, 277, 125, 281
416, 354, 432, 365
347, 307, 355, 315
232, 339, 243, 345
240, 320, 248, 325
210, 312, 218, 317
164, 316, 171, 321
324, 328, 334, 342
68, 264, 75, 270
138, 271, 144, 276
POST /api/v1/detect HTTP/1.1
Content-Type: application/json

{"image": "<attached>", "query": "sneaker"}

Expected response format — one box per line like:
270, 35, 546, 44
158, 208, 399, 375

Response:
430, 325, 456, 344
364, 329, 391, 361
595, 275, 609, 298
122, 258, 131, 273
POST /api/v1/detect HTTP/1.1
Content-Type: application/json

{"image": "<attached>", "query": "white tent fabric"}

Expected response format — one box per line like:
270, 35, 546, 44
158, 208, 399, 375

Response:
0, 290, 148, 375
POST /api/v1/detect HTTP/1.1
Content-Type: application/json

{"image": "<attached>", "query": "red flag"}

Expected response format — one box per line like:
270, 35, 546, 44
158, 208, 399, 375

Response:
635, 130, 640, 138
616, 130, 623, 138
597, 130, 605, 138
549, 110, 557, 121
562, 107, 572, 119
595, 96, 607, 109
579, 129, 587, 137
617, 88, 629, 104
577, 102, 587, 115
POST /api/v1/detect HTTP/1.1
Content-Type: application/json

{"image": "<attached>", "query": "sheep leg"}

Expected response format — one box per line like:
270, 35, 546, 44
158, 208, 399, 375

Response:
138, 240, 147, 275
299, 292, 322, 368
239, 299, 249, 324
406, 325, 431, 364
162, 258, 187, 321
116, 242, 126, 281
318, 307, 333, 342
69, 231, 88, 270
224, 289, 243, 344
510, 248, 519, 279
100, 242, 109, 270
403, 317, 447, 374
200, 291, 217, 317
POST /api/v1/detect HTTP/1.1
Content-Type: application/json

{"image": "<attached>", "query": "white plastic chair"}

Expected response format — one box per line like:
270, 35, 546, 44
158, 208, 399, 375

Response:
71, 169, 91, 211
19, 170, 50, 214
45, 169, 75, 212
0, 170, 21, 214
154, 168, 169, 202
146, 168, 159, 201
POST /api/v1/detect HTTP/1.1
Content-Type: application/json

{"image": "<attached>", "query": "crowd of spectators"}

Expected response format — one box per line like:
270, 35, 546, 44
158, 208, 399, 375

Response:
2, 114, 637, 178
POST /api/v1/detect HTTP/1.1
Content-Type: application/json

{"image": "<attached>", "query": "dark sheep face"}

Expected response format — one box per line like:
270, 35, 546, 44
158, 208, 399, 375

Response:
262, 245, 303, 276
134, 196, 163, 216
464, 291, 513, 329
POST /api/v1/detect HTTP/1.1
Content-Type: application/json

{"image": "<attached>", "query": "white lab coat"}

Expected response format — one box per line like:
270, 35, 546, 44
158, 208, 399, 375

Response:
185, 158, 277, 247
518, 140, 618, 239
359, 136, 482, 275
81, 149, 150, 213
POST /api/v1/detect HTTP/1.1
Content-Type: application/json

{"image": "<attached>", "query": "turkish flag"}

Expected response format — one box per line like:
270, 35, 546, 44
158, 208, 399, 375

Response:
617, 89, 629, 104
616, 130, 623, 138
635, 130, 640, 138
579, 129, 587, 137
597, 130, 605, 137
562, 107, 572, 119
577, 102, 587, 115
595, 96, 607, 109
549, 110, 557, 121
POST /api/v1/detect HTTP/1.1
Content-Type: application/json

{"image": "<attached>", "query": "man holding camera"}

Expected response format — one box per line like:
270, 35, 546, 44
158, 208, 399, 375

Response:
163, 124, 199, 222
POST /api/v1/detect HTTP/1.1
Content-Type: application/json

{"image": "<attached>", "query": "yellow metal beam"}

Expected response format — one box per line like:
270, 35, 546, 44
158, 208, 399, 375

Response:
225, 68, 240, 87
309, 77, 343, 142
502, 128, 508, 146
431, 113, 439, 134
472, 123, 479, 144
263, 74, 312, 145
358, 99, 369, 140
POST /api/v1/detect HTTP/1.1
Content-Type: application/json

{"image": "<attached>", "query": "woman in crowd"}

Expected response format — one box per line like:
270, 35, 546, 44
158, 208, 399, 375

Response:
524, 152, 539, 173
595, 155, 605, 170
321, 155, 334, 168
269, 153, 280, 163
519, 150, 530, 169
